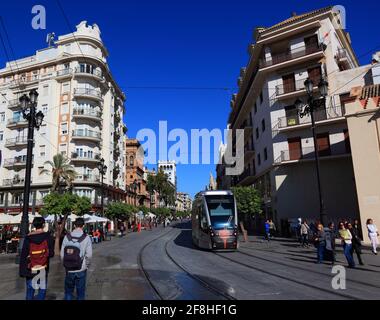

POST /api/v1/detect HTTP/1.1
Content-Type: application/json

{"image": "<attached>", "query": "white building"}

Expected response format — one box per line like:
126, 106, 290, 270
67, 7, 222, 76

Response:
176, 192, 192, 212
158, 160, 177, 188
220, 7, 376, 229
0, 21, 126, 214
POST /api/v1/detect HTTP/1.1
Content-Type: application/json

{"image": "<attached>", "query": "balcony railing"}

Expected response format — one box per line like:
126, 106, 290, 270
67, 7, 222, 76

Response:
336, 49, 348, 60
8, 99, 21, 109
3, 157, 27, 167
3, 178, 26, 186
275, 77, 321, 96
10, 75, 39, 87
73, 88, 102, 99
71, 152, 101, 161
72, 108, 102, 119
56, 68, 73, 77
74, 68, 102, 78
75, 174, 100, 183
5, 136, 28, 147
259, 43, 322, 69
277, 105, 345, 129
275, 146, 349, 164
7, 118, 28, 127
72, 129, 101, 140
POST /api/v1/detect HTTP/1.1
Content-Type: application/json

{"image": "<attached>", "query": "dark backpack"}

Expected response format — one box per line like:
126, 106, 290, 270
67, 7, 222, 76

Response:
63, 233, 87, 271
28, 239, 49, 269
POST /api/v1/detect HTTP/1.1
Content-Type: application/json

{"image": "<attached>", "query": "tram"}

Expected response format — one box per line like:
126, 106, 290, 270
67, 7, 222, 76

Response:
191, 190, 238, 250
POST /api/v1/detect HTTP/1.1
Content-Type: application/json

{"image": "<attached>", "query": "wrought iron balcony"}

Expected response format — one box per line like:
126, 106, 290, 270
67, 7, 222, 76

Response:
73, 88, 103, 100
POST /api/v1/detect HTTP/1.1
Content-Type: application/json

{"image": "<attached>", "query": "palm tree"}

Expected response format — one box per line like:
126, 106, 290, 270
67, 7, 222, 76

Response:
40, 153, 77, 193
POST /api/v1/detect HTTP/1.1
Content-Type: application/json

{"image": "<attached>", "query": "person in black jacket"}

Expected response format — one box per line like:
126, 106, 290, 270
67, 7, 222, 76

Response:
348, 222, 364, 265
19, 217, 55, 300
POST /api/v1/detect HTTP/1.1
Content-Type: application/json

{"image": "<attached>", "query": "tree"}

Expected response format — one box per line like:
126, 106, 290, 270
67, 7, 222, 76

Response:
40, 153, 77, 193
41, 192, 91, 255
105, 202, 134, 232
146, 174, 156, 209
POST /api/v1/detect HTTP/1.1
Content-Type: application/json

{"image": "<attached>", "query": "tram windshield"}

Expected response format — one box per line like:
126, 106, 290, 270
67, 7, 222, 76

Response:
205, 195, 235, 230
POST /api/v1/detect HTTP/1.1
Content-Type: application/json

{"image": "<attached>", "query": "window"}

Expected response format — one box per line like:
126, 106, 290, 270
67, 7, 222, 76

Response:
262, 119, 266, 132
129, 156, 134, 166
62, 82, 70, 93
39, 145, 46, 157
0, 192, 4, 204
257, 153, 261, 166
61, 102, 69, 114
43, 85, 49, 96
0, 112, 5, 122
260, 91, 263, 104
61, 123, 68, 135
343, 129, 351, 153
264, 148, 268, 161
256, 128, 259, 140
0, 131, 3, 141
59, 144, 67, 155
42, 104, 48, 114
254, 102, 257, 114
40, 125, 47, 136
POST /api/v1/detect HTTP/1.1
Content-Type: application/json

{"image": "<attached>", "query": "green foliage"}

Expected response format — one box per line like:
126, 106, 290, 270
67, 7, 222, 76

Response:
105, 202, 135, 220
40, 192, 91, 217
138, 205, 149, 214
146, 170, 176, 208
231, 186, 262, 217
151, 207, 171, 217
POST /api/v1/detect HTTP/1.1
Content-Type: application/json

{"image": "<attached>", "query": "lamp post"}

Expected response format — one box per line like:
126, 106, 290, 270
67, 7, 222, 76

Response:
97, 158, 107, 217
295, 77, 329, 226
17, 89, 44, 262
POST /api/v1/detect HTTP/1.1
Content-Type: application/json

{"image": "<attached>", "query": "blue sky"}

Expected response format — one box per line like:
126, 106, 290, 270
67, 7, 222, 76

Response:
0, 0, 379, 198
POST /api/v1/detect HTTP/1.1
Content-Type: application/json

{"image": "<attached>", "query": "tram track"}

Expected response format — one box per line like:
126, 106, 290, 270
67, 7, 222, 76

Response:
138, 225, 236, 300
213, 251, 365, 300
237, 246, 380, 291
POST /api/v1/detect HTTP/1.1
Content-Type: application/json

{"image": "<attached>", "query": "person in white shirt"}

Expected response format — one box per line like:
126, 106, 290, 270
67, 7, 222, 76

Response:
366, 219, 379, 255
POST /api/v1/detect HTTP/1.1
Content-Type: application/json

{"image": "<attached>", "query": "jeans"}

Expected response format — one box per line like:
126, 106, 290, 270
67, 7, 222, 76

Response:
64, 270, 87, 300
26, 277, 47, 300
301, 234, 308, 246
343, 243, 355, 267
317, 243, 325, 263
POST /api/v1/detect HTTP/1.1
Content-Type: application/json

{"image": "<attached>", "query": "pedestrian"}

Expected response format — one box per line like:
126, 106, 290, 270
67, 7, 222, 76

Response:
314, 223, 326, 264
19, 217, 54, 300
296, 218, 302, 243
300, 220, 310, 247
366, 219, 379, 255
347, 222, 364, 265
269, 219, 276, 239
264, 220, 270, 242
353, 219, 363, 240
61, 218, 92, 300
338, 222, 355, 268
325, 222, 337, 264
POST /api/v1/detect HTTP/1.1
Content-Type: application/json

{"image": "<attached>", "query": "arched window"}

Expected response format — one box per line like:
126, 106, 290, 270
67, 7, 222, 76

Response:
129, 156, 134, 166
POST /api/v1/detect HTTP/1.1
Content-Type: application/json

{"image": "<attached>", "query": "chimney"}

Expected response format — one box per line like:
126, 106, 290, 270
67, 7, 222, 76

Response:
291, 12, 297, 17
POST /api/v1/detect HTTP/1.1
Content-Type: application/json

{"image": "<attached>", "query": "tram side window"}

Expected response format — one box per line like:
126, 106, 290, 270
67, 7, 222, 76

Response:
200, 206, 208, 230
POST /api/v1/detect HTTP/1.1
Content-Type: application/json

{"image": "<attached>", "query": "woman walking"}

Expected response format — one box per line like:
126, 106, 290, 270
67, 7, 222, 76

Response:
338, 222, 355, 268
347, 222, 364, 265
300, 220, 310, 247
314, 224, 326, 264
366, 219, 379, 255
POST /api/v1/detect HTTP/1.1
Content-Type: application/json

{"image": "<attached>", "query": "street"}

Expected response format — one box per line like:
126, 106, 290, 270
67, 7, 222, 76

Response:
0, 221, 379, 300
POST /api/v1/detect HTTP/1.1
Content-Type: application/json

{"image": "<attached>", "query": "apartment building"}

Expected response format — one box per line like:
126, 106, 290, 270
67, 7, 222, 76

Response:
125, 138, 150, 207
158, 160, 177, 188
0, 21, 126, 214
220, 7, 376, 229
176, 192, 192, 212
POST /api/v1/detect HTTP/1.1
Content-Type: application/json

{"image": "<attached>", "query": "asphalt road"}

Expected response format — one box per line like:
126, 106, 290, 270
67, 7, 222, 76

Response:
0, 220, 379, 300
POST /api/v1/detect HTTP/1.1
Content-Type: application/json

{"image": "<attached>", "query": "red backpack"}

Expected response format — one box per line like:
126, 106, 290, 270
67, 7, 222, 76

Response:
28, 239, 49, 269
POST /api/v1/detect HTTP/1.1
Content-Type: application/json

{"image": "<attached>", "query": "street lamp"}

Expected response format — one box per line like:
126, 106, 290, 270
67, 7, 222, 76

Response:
296, 77, 329, 226
17, 89, 44, 262
97, 158, 107, 217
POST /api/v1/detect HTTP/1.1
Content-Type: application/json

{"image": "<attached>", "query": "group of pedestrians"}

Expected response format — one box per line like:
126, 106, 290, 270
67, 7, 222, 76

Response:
264, 219, 276, 241
298, 218, 378, 268
19, 217, 92, 300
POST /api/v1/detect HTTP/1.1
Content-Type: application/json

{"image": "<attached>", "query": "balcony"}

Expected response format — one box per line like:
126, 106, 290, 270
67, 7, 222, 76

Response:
275, 77, 320, 100
234, 168, 255, 186
335, 49, 351, 71
56, 68, 73, 80
3, 157, 28, 168
74, 174, 100, 184
73, 88, 103, 101
259, 43, 323, 70
71, 129, 101, 142
8, 99, 21, 110
275, 146, 350, 164
72, 108, 102, 122
74, 68, 103, 82
9, 75, 39, 88
277, 105, 346, 131
5, 137, 28, 148
71, 152, 101, 163
3, 178, 27, 187
6, 118, 28, 129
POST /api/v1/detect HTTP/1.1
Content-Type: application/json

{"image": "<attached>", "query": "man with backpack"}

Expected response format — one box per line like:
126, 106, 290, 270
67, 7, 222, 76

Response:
19, 217, 54, 300
60, 218, 92, 300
